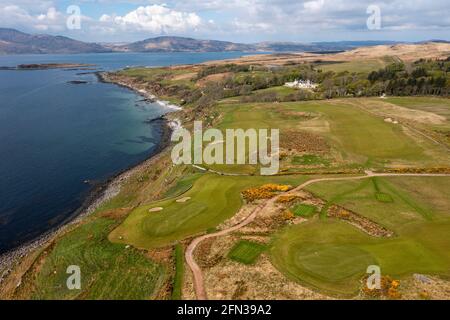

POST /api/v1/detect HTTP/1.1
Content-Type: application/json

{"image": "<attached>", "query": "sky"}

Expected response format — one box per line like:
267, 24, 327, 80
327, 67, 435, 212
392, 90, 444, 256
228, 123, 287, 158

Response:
0, 0, 449, 43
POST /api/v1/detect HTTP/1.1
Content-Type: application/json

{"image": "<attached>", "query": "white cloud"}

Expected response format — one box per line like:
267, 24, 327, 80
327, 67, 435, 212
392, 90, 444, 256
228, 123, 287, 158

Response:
99, 5, 203, 34
303, 0, 325, 12
0, 0, 448, 42
0, 4, 66, 32
37, 7, 59, 21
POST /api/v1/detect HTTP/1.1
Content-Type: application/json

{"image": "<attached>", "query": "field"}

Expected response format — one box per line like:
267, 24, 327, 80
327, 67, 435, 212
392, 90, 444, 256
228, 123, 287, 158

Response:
228, 240, 266, 265
316, 57, 393, 74
248, 85, 299, 97
270, 176, 450, 296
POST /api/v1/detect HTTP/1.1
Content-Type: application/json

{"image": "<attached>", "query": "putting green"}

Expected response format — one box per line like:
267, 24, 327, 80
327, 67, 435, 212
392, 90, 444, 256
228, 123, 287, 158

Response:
111, 173, 307, 249
293, 244, 375, 281
271, 176, 450, 297
292, 204, 316, 217
228, 240, 266, 265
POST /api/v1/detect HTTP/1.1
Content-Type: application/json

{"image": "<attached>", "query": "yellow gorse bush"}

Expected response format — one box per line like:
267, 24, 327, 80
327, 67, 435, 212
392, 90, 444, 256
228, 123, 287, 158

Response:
242, 184, 292, 202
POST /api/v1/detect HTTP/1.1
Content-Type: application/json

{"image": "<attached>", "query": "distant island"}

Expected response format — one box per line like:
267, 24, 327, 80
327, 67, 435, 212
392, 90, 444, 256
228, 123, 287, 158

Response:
0, 27, 419, 55
0, 63, 95, 70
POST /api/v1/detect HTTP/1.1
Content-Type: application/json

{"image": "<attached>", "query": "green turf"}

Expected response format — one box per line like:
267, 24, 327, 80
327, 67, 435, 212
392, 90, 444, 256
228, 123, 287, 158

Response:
214, 99, 438, 172
317, 57, 394, 74
271, 176, 450, 297
291, 154, 329, 166
111, 174, 308, 249
163, 173, 202, 198
228, 240, 266, 264
32, 216, 165, 300
250, 86, 298, 97
375, 192, 393, 203
171, 244, 184, 300
384, 97, 450, 122
292, 204, 316, 217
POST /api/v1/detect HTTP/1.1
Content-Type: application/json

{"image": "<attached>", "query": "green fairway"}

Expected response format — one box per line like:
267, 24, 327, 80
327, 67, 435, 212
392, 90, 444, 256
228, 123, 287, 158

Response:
292, 154, 329, 166
384, 97, 450, 122
270, 176, 450, 297
249, 85, 299, 97
214, 99, 441, 171
228, 240, 266, 264
111, 174, 307, 249
375, 192, 393, 203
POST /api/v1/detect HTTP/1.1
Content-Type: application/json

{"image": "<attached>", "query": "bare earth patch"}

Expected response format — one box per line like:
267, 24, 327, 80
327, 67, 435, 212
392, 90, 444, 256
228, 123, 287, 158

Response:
399, 274, 450, 300
201, 235, 330, 300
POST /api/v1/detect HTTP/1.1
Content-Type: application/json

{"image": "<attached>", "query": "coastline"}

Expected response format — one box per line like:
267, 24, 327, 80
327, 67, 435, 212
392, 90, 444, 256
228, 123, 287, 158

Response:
96, 71, 183, 112
0, 72, 180, 285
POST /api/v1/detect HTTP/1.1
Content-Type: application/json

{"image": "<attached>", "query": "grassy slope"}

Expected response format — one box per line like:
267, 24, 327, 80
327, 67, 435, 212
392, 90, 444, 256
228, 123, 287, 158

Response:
171, 244, 184, 300
317, 57, 395, 74
270, 176, 450, 296
32, 215, 165, 300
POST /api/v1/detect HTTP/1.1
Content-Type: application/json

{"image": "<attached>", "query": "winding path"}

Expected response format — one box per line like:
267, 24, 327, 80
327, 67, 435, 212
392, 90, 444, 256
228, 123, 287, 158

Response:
185, 172, 450, 300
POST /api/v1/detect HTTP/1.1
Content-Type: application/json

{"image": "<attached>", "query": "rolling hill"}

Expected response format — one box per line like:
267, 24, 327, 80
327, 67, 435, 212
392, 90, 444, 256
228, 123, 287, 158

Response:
0, 28, 445, 55
0, 28, 110, 54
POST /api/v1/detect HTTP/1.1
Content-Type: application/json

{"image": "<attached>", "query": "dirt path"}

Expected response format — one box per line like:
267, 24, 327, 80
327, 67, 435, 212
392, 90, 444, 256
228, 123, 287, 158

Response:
185, 172, 450, 300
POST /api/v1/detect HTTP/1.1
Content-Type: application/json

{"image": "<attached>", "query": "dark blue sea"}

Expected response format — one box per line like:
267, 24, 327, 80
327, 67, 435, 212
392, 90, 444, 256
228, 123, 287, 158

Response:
0, 52, 253, 253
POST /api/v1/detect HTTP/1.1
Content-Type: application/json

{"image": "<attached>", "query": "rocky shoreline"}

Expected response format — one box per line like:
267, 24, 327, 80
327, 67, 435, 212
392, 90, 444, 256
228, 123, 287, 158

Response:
0, 72, 180, 286
96, 71, 182, 112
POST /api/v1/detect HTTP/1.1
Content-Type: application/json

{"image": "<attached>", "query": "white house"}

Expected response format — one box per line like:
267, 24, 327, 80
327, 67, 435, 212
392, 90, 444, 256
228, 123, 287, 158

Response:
285, 79, 317, 89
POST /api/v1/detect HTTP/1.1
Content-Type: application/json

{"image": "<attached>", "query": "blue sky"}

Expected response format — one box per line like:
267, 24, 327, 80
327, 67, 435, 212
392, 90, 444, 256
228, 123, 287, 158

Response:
0, 0, 449, 43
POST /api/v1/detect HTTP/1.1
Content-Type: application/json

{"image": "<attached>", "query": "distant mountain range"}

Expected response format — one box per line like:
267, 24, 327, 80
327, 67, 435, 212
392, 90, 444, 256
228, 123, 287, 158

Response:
0, 28, 109, 54
115, 36, 255, 52
0, 28, 446, 55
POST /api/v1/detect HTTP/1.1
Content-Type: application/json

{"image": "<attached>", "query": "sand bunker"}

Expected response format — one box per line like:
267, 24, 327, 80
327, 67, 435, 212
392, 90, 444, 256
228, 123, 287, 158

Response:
176, 197, 191, 203
149, 207, 164, 212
